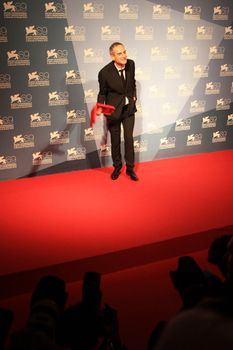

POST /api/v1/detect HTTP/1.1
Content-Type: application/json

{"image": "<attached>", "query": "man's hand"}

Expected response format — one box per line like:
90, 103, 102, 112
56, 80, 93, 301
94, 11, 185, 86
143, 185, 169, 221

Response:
96, 107, 103, 115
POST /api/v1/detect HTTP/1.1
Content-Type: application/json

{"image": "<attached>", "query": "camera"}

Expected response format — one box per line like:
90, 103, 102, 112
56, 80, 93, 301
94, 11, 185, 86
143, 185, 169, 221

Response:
27, 275, 67, 341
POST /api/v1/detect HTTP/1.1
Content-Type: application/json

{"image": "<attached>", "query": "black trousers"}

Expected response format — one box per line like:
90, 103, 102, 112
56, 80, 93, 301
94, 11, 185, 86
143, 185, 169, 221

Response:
107, 106, 135, 171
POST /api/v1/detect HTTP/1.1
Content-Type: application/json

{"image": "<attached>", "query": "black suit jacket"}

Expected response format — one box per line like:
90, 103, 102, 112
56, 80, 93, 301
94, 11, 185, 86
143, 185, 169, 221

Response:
97, 59, 137, 121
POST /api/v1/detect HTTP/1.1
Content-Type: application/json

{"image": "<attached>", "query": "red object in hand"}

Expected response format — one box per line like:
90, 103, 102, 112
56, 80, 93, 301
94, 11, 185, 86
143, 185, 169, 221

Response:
90, 103, 115, 127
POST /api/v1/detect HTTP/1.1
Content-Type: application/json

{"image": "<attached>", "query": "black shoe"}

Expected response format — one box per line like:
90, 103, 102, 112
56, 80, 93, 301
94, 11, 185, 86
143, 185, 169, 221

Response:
126, 169, 139, 181
111, 168, 121, 180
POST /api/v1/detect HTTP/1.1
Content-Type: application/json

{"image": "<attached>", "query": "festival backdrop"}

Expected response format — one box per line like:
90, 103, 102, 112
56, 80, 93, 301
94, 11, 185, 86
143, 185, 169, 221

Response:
0, 0, 233, 180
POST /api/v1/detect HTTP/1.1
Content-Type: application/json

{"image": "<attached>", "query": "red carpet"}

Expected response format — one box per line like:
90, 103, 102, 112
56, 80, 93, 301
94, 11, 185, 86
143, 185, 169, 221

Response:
1, 150, 233, 276
1, 150, 233, 350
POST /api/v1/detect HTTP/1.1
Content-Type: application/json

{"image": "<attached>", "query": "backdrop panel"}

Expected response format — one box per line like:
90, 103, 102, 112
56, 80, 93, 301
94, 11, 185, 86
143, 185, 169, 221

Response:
0, 0, 232, 180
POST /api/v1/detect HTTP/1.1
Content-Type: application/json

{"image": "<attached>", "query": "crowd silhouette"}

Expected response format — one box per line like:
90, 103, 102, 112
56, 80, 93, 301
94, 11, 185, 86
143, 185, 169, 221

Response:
1, 234, 233, 350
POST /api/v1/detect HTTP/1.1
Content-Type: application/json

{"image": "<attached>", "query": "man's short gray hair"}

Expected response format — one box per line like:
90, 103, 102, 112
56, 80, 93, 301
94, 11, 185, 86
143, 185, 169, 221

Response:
109, 42, 124, 54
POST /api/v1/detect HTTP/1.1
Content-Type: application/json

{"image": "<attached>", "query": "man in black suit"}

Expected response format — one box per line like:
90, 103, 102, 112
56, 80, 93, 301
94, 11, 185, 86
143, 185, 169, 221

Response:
97, 42, 138, 181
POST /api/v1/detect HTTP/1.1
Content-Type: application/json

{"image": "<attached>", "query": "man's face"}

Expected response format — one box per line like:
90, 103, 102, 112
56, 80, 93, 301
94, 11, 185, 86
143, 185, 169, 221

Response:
111, 44, 127, 68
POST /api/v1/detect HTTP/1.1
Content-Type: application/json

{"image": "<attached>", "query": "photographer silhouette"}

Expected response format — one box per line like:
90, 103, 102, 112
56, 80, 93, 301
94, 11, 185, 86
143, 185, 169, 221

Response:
58, 271, 127, 350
